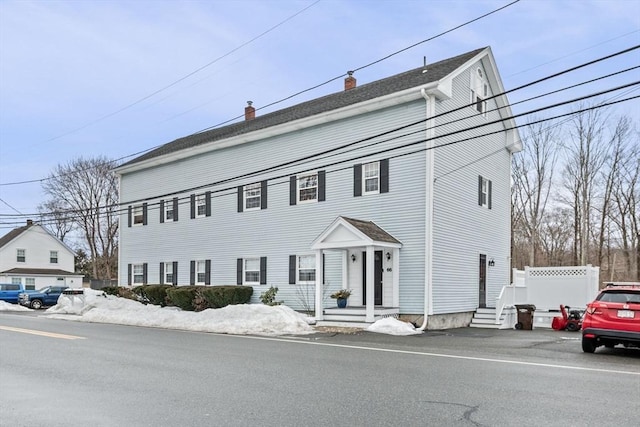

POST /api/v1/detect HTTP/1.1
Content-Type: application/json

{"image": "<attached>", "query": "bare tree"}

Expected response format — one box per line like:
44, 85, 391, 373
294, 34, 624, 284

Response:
512, 119, 559, 266
37, 199, 74, 242
41, 156, 119, 280
561, 103, 610, 265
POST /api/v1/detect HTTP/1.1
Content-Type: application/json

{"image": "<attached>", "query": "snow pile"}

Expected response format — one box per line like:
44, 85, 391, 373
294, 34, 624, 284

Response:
46, 290, 314, 336
0, 300, 31, 312
366, 317, 422, 335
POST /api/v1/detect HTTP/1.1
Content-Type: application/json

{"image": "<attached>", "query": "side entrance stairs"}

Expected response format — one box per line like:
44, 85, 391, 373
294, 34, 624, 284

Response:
469, 307, 516, 329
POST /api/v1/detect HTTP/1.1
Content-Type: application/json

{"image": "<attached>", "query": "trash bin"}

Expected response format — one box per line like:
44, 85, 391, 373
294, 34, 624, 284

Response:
514, 304, 536, 330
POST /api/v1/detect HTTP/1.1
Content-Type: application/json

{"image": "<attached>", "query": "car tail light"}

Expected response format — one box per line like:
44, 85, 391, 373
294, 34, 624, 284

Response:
586, 304, 603, 315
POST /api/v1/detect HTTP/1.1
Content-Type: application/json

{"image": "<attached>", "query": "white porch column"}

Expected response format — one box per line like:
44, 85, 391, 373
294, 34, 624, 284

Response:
315, 249, 324, 321
365, 246, 375, 322
392, 247, 400, 308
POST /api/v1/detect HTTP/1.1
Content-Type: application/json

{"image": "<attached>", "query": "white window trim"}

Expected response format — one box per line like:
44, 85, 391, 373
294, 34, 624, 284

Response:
480, 177, 489, 208
244, 258, 260, 285
470, 67, 488, 117
297, 255, 316, 285
196, 260, 206, 285
17, 248, 25, 263
244, 183, 262, 211
297, 172, 318, 204
196, 194, 207, 218
133, 204, 144, 225
164, 262, 174, 284
50, 250, 58, 264
132, 263, 144, 284
11, 278, 22, 285
363, 161, 380, 195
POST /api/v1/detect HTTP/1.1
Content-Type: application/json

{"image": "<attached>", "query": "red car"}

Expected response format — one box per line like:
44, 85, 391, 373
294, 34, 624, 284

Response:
582, 285, 640, 353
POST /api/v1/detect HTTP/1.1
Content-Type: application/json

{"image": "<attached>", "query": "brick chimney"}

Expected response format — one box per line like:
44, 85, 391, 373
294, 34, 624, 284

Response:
244, 101, 255, 121
344, 71, 356, 91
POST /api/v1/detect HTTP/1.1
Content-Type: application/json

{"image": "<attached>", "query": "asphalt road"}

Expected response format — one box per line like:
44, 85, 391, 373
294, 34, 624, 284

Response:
1, 311, 639, 427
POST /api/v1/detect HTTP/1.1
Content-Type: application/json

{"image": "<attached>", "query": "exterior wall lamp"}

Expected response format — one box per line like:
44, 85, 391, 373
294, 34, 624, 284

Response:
386, 251, 391, 261
351, 253, 357, 263
488, 258, 495, 267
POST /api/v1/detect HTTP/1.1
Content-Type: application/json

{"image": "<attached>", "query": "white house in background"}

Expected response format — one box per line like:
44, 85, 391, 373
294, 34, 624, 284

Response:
115, 46, 522, 329
0, 220, 83, 289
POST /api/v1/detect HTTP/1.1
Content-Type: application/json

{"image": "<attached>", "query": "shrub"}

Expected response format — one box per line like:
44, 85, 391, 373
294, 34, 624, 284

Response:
133, 285, 173, 306
199, 286, 253, 308
260, 286, 282, 306
102, 286, 138, 301
166, 286, 198, 311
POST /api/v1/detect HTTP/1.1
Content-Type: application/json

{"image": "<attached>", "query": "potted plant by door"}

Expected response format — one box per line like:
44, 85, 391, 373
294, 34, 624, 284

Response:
330, 289, 352, 308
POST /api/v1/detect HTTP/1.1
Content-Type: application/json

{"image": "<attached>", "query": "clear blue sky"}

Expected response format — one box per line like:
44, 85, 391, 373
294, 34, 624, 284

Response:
1, 0, 639, 229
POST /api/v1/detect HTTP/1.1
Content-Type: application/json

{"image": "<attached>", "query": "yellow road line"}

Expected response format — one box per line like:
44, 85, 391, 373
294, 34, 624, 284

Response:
0, 325, 86, 340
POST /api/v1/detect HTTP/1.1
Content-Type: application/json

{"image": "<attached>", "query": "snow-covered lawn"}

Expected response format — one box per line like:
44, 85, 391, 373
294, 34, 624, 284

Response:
3, 290, 422, 336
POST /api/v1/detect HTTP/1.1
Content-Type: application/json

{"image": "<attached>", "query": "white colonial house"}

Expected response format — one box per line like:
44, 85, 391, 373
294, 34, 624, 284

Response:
116, 47, 522, 329
0, 220, 83, 289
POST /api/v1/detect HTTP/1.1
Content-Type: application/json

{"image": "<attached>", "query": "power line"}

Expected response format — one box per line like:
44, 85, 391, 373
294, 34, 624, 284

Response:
3, 84, 637, 228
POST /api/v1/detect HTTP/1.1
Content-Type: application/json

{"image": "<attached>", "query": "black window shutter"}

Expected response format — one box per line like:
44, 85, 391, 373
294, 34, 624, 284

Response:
478, 175, 483, 206
488, 180, 492, 210
142, 203, 148, 225
237, 259, 243, 285
261, 180, 268, 210
159, 262, 164, 284
160, 200, 165, 223
318, 170, 326, 202
142, 263, 148, 284
380, 159, 389, 193
260, 257, 267, 285
173, 197, 179, 221
289, 255, 296, 284
172, 261, 178, 285
128, 206, 132, 228
354, 164, 362, 197
127, 264, 132, 285
237, 186, 244, 213
190, 260, 195, 285
190, 194, 196, 219
205, 191, 211, 217
205, 260, 211, 285
289, 176, 297, 205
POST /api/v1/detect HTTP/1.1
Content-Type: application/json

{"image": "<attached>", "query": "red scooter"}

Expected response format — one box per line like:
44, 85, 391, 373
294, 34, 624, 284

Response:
551, 304, 583, 331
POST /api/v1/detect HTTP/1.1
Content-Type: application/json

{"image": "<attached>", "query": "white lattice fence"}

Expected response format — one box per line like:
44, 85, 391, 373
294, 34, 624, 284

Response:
524, 265, 600, 310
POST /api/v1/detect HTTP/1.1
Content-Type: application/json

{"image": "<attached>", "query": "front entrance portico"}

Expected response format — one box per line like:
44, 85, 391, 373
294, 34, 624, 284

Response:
310, 216, 402, 323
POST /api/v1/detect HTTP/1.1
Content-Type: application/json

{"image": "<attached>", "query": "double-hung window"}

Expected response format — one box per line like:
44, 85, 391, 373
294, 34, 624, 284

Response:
244, 183, 261, 210
196, 260, 206, 284
164, 262, 174, 284
298, 173, 318, 202
133, 205, 144, 225
161, 198, 178, 223
244, 258, 260, 284
196, 194, 207, 217
478, 175, 492, 209
364, 162, 380, 194
16, 249, 25, 262
298, 255, 316, 284
165, 203, 175, 221
191, 192, 211, 218
133, 264, 145, 284
50, 251, 58, 264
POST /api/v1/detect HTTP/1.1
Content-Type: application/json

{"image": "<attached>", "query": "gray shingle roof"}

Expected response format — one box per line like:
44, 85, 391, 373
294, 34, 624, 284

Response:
123, 48, 485, 167
342, 217, 401, 244
0, 224, 30, 249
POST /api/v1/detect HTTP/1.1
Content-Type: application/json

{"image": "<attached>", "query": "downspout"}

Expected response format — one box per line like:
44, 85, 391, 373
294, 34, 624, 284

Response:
418, 88, 435, 331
